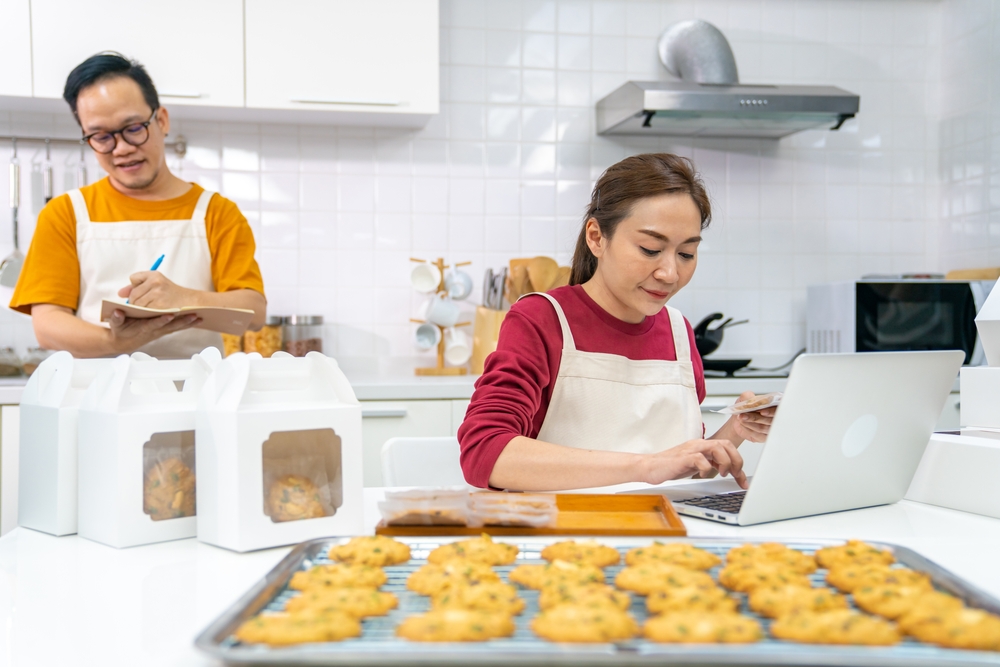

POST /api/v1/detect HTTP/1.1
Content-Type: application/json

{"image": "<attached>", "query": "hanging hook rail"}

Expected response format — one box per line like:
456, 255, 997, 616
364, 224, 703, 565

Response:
0, 134, 187, 158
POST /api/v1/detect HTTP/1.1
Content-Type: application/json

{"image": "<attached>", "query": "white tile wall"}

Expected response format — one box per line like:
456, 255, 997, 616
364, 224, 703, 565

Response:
0, 0, 995, 363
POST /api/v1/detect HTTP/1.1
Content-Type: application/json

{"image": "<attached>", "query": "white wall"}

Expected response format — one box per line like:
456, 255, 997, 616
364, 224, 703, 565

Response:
0, 0, 994, 363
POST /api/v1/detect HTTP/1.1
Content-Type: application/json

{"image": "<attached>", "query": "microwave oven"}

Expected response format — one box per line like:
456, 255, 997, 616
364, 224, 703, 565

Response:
806, 280, 996, 365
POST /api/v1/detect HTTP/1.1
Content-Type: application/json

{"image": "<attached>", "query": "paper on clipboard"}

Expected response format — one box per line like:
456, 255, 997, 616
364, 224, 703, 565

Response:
100, 299, 254, 336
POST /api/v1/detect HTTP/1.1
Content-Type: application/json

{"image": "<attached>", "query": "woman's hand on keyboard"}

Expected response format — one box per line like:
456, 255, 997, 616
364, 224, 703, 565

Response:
640, 439, 748, 489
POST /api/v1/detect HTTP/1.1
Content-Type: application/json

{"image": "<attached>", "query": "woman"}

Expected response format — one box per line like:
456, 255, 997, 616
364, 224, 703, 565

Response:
458, 154, 774, 491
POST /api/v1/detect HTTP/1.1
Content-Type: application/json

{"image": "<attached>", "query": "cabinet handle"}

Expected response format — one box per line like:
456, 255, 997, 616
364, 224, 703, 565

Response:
362, 408, 408, 418
161, 92, 203, 99
291, 98, 401, 107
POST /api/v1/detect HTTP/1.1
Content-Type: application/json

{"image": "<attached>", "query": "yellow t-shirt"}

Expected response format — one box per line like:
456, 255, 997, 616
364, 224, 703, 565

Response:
9, 178, 265, 315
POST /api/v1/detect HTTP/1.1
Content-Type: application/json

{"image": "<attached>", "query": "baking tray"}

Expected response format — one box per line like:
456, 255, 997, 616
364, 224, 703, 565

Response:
195, 536, 1000, 666
375, 494, 687, 537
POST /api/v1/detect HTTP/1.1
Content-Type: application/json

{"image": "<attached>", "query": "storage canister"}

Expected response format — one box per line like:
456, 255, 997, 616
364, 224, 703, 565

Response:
284, 315, 323, 357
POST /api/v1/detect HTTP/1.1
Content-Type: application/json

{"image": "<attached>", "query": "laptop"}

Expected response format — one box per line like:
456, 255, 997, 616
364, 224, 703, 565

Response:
656, 351, 964, 526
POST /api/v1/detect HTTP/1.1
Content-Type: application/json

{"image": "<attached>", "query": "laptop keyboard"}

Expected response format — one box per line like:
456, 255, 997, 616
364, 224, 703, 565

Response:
677, 490, 746, 514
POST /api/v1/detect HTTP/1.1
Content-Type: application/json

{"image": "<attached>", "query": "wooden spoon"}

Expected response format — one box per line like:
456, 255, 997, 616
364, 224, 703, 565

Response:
527, 256, 559, 292
551, 265, 572, 289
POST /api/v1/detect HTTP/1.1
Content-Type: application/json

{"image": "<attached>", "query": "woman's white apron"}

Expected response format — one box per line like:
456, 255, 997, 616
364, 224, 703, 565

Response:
68, 188, 223, 359
530, 292, 703, 453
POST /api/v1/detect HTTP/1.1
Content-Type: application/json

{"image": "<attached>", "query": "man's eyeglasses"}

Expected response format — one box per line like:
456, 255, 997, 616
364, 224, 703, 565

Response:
81, 109, 158, 154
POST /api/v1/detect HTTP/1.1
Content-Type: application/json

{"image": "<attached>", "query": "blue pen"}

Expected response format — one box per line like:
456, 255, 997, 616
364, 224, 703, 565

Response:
126, 254, 165, 303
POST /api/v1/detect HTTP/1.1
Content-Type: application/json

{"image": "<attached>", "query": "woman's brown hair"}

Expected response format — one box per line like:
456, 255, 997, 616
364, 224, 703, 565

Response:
570, 153, 712, 285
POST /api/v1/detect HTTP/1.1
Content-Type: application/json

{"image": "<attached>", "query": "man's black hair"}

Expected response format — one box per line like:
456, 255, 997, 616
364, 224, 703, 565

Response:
63, 52, 159, 120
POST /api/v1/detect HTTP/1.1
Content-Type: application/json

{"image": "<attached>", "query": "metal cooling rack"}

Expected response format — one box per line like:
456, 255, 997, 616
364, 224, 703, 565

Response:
195, 537, 1000, 666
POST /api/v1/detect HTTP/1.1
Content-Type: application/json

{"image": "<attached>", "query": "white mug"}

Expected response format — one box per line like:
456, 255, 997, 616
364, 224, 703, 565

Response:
414, 322, 442, 350
444, 327, 472, 365
445, 269, 474, 301
410, 262, 442, 293
422, 294, 461, 328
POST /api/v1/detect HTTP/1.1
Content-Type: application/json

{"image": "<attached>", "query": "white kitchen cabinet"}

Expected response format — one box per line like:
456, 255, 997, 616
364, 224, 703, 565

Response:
0, 405, 19, 537
0, 1, 31, 97
451, 400, 470, 435
30, 0, 244, 107
360, 400, 453, 487
244, 0, 438, 116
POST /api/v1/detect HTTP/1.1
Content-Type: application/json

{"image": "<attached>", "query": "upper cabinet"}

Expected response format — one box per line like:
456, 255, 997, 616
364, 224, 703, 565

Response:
0, 0, 32, 97
244, 0, 438, 117
31, 0, 244, 107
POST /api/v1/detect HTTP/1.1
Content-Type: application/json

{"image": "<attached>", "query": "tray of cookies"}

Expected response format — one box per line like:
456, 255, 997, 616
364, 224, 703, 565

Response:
195, 535, 1000, 666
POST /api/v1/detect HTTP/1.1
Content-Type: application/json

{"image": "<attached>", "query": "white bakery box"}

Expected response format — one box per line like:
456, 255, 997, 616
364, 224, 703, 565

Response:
76, 348, 221, 548
195, 351, 363, 553
905, 283, 1000, 519
18, 352, 116, 536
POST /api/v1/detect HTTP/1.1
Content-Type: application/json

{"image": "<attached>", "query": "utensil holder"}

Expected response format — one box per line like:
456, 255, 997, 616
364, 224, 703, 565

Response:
472, 306, 506, 375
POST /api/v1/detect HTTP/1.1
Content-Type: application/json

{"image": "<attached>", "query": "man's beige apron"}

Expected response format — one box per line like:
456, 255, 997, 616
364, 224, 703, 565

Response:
69, 188, 223, 360
530, 292, 703, 453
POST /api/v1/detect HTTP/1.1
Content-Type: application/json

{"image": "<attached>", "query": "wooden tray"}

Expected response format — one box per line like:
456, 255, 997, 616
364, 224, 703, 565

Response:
374, 493, 686, 537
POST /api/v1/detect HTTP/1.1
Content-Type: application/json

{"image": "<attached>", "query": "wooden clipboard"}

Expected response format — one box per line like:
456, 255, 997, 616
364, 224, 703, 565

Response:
100, 299, 255, 336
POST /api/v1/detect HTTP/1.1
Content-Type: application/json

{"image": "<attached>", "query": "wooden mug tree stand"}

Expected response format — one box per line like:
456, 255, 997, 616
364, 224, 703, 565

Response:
411, 257, 471, 376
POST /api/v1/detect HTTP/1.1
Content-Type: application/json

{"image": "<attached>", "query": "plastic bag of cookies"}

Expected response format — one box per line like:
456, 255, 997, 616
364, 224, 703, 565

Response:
467, 492, 558, 528
714, 392, 782, 415
262, 452, 339, 523
142, 431, 197, 522
378, 487, 470, 526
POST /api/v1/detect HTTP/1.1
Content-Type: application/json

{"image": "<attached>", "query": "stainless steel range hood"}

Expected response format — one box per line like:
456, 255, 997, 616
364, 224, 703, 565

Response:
596, 81, 860, 139
596, 20, 859, 140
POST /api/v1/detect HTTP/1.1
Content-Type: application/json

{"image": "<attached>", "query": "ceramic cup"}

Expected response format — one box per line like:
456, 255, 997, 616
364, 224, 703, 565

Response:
444, 269, 474, 301
414, 322, 442, 350
423, 294, 461, 328
410, 262, 442, 293
444, 327, 472, 365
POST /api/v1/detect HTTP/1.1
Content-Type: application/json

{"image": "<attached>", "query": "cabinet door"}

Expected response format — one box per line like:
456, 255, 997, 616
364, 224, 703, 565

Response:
360, 400, 452, 487
450, 400, 470, 435
31, 0, 243, 107
0, 1, 31, 97
245, 0, 438, 114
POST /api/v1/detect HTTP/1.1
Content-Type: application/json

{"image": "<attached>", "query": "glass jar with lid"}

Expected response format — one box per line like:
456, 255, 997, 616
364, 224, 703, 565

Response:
244, 315, 285, 358
283, 315, 323, 357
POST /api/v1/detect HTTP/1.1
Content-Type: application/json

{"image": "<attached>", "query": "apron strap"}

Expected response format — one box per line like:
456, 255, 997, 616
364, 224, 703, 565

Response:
665, 306, 691, 363
518, 292, 577, 352
67, 189, 91, 225
191, 189, 215, 223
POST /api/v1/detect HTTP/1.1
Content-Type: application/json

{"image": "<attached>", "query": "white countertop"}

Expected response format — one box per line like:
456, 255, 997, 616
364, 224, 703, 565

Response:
1, 485, 998, 667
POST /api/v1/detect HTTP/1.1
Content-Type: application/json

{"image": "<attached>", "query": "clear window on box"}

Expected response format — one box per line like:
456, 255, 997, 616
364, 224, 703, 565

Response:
143, 431, 197, 522
262, 428, 342, 523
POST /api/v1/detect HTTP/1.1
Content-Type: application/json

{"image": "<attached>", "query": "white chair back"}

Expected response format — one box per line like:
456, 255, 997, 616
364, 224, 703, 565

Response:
380, 436, 466, 487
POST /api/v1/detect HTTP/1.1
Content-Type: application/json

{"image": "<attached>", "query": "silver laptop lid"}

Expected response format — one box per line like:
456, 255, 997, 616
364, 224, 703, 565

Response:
737, 350, 963, 526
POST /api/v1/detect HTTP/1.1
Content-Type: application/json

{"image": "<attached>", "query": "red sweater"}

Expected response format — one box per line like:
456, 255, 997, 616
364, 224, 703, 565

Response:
457, 285, 706, 488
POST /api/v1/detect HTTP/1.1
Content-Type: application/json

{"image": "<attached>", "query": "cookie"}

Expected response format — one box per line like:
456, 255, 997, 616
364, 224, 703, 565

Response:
509, 560, 605, 590
234, 612, 361, 645
143, 457, 196, 521
747, 585, 848, 619
396, 609, 515, 642
854, 584, 962, 620
531, 604, 638, 643
266, 475, 327, 522
538, 584, 631, 612
825, 564, 930, 593
407, 560, 501, 596
284, 587, 398, 617
615, 562, 716, 596
717, 562, 812, 593
644, 612, 762, 644
646, 585, 738, 614
328, 535, 411, 567
431, 581, 526, 615
427, 534, 519, 566
726, 543, 817, 574
288, 564, 387, 591
541, 540, 621, 567
896, 591, 969, 633
903, 607, 1000, 650
625, 542, 721, 571
815, 540, 894, 569
770, 610, 901, 646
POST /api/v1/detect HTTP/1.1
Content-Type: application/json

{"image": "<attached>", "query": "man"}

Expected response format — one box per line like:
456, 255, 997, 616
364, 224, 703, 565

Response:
10, 52, 266, 359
